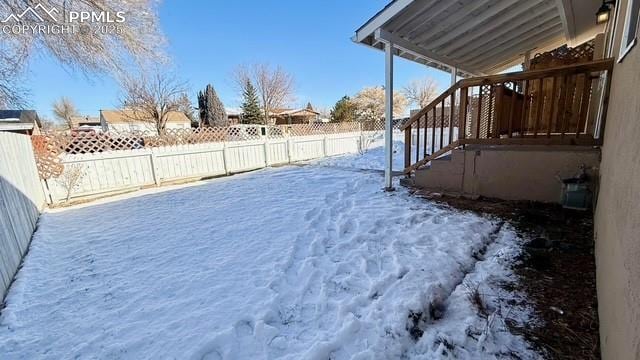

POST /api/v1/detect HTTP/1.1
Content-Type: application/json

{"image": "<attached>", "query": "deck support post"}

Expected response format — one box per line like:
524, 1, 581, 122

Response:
384, 41, 395, 191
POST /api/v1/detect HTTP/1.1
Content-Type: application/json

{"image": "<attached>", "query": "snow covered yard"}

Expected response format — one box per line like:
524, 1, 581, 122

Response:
0, 138, 538, 359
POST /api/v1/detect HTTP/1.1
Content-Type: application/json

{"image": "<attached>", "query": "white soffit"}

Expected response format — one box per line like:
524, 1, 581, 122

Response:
354, 0, 603, 75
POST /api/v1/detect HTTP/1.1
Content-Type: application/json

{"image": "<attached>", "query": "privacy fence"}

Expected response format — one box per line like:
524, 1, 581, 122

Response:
32, 122, 387, 204
0, 132, 46, 301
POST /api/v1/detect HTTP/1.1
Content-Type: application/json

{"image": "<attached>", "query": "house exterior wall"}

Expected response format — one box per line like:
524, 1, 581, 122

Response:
594, 0, 640, 358
100, 113, 190, 134
273, 115, 316, 125
107, 122, 189, 133
412, 146, 600, 203
461, 146, 600, 203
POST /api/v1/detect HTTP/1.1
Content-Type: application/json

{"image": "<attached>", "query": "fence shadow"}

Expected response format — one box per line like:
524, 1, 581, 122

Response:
0, 175, 41, 305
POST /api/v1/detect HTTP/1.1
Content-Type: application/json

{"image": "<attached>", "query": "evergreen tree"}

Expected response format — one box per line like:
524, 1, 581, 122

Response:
197, 84, 227, 127
306, 102, 313, 111
330, 96, 356, 123
240, 79, 262, 124
177, 93, 198, 128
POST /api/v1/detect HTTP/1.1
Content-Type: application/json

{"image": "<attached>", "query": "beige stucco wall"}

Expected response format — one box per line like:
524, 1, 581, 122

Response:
462, 146, 601, 203
413, 146, 600, 203
594, 1, 640, 357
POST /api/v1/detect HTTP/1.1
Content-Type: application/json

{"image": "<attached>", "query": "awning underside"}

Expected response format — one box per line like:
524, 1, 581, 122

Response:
354, 0, 603, 76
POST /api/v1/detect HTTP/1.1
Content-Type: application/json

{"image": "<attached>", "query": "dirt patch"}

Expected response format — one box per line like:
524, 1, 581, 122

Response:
409, 189, 600, 359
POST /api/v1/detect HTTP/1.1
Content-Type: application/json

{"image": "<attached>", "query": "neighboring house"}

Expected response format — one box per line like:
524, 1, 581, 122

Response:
226, 107, 243, 125
69, 115, 102, 132
0, 110, 41, 135
100, 109, 191, 133
269, 107, 320, 125
225, 107, 321, 125
356, 1, 640, 359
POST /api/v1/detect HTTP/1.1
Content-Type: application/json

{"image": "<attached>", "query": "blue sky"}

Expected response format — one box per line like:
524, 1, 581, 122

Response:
24, 0, 454, 120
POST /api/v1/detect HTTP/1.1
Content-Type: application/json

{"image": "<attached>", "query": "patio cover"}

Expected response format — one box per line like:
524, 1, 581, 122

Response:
353, 0, 605, 76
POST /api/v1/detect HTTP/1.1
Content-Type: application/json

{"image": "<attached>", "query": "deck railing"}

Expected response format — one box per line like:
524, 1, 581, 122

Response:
401, 58, 614, 174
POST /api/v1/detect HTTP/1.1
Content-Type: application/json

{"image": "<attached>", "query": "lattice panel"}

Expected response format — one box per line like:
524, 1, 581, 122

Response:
361, 119, 404, 131
463, 99, 474, 139
478, 85, 493, 138
283, 122, 361, 136
530, 40, 594, 70
146, 127, 225, 146
361, 120, 383, 131
31, 135, 64, 179
45, 124, 368, 153
266, 126, 286, 139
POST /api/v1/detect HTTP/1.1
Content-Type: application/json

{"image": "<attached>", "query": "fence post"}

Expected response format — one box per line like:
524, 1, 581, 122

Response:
222, 141, 230, 175
287, 138, 294, 163
322, 135, 328, 157
263, 138, 270, 167
360, 122, 366, 153
149, 150, 161, 186
41, 179, 54, 204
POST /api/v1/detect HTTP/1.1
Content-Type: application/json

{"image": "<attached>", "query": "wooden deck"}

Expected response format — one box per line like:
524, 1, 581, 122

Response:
401, 59, 614, 174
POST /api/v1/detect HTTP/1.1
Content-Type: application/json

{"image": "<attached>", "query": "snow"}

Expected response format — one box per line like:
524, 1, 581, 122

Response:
0, 137, 538, 359
321, 132, 404, 172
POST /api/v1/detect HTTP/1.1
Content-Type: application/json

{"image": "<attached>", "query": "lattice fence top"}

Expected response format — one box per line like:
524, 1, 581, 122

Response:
284, 122, 362, 136
530, 40, 595, 70
361, 119, 406, 131
31, 135, 64, 179
36, 123, 367, 153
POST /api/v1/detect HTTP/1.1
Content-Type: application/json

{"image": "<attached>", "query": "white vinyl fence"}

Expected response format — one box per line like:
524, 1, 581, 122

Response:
44, 132, 374, 204
411, 127, 459, 153
0, 132, 46, 300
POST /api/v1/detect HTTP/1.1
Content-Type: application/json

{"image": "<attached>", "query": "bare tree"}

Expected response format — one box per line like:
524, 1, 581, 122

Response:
352, 86, 408, 122
52, 97, 79, 129
120, 72, 188, 134
0, 0, 166, 107
56, 164, 85, 203
233, 64, 294, 125
39, 116, 58, 132
402, 78, 439, 109
0, 40, 29, 108
315, 106, 331, 121
177, 93, 198, 128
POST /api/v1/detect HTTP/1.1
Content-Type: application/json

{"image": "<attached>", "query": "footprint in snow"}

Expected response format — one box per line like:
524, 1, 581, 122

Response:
200, 349, 222, 360
234, 319, 254, 337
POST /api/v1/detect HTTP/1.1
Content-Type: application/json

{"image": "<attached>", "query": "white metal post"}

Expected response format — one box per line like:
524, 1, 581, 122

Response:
384, 42, 394, 191
450, 66, 457, 86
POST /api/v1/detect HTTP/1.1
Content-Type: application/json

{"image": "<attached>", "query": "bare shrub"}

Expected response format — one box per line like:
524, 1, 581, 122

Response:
464, 281, 490, 319
358, 131, 382, 155
56, 164, 85, 202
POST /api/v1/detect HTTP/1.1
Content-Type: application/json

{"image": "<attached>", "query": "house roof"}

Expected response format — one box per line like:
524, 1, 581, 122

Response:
70, 115, 101, 126
0, 110, 41, 130
226, 107, 243, 116
353, 0, 605, 75
270, 108, 320, 116
101, 109, 190, 124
